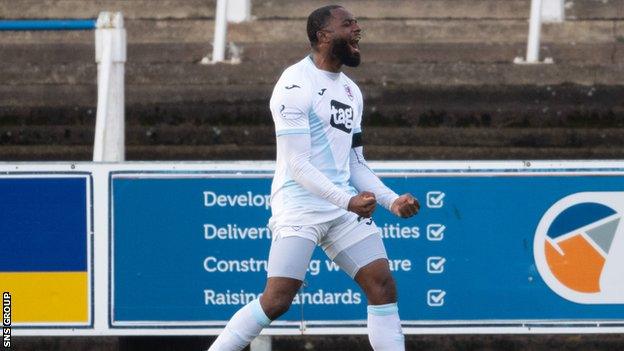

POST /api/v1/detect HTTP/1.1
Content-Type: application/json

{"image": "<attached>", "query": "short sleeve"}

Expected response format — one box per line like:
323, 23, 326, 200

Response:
269, 68, 313, 136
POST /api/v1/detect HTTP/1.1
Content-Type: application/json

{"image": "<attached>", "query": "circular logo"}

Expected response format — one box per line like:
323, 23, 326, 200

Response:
534, 192, 624, 304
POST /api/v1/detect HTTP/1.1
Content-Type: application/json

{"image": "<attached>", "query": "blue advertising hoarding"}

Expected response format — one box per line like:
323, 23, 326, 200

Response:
110, 170, 624, 328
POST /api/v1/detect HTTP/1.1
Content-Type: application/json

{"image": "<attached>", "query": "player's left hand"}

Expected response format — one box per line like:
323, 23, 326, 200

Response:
391, 193, 420, 218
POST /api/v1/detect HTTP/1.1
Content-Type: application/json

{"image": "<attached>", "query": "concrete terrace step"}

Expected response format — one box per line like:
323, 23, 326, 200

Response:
1, 0, 622, 20
1, 84, 622, 128
2, 125, 624, 149
1, 42, 621, 65
0, 19, 620, 44
3, 144, 624, 161
254, 0, 531, 20
364, 145, 624, 160
0, 43, 210, 64
0, 144, 276, 161
254, 0, 624, 20
346, 62, 624, 86
0, 83, 272, 110
0, 0, 217, 20
3, 61, 624, 87
290, 19, 619, 44
363, 127, 624, 148
1, 102, 621, 129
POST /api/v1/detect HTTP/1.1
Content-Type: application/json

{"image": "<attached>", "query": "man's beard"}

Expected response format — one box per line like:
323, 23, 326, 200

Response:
331, 38, 360, 67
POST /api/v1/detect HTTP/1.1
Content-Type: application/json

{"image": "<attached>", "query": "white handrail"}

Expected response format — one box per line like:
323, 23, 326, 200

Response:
93, 21, 112, 161
211, 0, 228, 63
203, 0, 250, 64
94, 12, 126, 162
514, 0, 563, 64
526, 0, 543, 63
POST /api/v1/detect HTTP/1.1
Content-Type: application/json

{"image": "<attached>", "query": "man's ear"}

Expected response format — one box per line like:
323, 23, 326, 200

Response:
317, 30, 329, 45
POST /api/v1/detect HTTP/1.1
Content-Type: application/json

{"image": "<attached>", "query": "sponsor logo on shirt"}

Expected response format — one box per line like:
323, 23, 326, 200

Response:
330, 100, 354, 133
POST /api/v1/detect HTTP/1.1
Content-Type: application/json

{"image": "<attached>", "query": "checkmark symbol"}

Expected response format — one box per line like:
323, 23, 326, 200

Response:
427, 257, 446, 273
427, 289, 446, 307
427, 224, 446, 241
426, 191, 445, 208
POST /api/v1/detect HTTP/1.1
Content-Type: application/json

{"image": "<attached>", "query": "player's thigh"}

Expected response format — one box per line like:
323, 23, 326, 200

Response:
263, 230, 318, 316
267, 230, 318, 282
331, 232, 389, 280
328, 228, 397, 304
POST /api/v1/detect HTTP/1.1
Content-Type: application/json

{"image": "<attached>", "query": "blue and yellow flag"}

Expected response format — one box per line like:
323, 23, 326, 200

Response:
0, 177, 90, 324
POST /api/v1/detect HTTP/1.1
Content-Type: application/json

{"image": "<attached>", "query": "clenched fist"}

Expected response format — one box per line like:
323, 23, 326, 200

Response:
391, 193, 419, 218
348, 191, 376, 218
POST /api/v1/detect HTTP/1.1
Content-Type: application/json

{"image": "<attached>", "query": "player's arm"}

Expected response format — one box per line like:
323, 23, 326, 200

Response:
347, 85, 418, 218
278, 133, 375, 217
349, 136, 419, 218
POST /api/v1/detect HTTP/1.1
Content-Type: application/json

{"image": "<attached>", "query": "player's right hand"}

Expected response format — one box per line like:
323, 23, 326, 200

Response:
348, 191, 376, 218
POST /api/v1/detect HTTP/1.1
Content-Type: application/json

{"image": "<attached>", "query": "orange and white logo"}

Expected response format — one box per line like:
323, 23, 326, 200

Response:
534, 192, 624, 304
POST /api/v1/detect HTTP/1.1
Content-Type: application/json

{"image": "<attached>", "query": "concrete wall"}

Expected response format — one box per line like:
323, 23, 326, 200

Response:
0, 0, 623, 160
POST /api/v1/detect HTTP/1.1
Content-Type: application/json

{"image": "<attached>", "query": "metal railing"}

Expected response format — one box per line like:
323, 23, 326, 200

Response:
93, 12, 126, 162
0, 13, 126, 162
202, 0, 250, 64
515, 0, 564, 64
0, 19, 96, 31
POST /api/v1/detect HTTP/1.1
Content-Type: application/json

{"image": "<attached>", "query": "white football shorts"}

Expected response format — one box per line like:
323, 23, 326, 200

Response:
267, 212, 388, 280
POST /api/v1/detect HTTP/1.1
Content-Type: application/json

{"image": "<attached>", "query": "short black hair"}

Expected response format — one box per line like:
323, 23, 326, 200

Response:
307, 5, 343, 47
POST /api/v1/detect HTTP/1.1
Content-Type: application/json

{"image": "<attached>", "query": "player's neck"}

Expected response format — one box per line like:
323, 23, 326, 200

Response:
311, 52, 342, 73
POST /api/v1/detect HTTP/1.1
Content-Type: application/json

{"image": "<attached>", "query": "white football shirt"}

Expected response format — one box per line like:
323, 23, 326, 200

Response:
269, 56, 363, 226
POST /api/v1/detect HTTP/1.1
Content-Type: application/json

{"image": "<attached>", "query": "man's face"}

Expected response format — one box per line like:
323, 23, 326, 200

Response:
324, 8, 362, 67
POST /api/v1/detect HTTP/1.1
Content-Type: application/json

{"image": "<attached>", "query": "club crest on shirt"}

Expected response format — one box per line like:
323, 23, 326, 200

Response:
344, 84, 354, 101
330, 100, 354, 133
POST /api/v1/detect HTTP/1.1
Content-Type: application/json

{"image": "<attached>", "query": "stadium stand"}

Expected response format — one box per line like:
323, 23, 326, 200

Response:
1, 0, 623, 161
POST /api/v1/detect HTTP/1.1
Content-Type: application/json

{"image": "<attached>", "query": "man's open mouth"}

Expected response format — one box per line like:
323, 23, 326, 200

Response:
349, 38, 360, 54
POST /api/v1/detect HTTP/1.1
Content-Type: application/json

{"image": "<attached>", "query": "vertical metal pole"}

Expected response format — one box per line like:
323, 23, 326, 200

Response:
94, 14, 111, 162
94, 11, 126, 162
526, 0, 543, 63
212, 0, 228, 63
